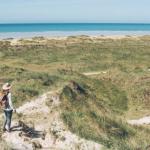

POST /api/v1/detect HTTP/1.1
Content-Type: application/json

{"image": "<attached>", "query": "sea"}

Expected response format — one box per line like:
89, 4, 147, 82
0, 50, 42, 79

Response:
0, 23, 150, 39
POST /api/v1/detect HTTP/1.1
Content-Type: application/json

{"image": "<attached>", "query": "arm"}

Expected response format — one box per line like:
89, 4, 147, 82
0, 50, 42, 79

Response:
7, 93, 15, 111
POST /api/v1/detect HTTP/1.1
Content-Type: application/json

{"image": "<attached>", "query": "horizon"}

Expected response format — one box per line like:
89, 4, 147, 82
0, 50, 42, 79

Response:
1, 22, 150, 25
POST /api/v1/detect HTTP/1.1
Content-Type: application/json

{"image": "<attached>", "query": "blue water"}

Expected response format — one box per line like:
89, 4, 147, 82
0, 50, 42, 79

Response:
0, 23, 150, 32
1, 23, 150, 38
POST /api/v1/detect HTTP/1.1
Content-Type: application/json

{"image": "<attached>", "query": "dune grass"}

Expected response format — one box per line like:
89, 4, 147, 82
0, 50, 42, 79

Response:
0, 65, 60, 107
0, 35, 150, 149
60, 73, 150, 149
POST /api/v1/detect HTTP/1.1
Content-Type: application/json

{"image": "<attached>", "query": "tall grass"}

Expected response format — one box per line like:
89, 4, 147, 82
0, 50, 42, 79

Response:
60, 75, 150, 149
0, 36, 150, 149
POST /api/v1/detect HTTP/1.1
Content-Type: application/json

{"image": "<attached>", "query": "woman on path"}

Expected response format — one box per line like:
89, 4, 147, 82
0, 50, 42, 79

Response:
0, 83, 16, 132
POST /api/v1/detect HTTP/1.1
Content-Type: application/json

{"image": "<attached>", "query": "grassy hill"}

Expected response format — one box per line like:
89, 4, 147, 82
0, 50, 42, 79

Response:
0, 35, 150, 149
60, 73, 150, 149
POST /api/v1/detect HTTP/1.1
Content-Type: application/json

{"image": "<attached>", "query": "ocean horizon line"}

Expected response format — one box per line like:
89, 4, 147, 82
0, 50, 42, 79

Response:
1, 23, 150, 32
1, 23, 150, 25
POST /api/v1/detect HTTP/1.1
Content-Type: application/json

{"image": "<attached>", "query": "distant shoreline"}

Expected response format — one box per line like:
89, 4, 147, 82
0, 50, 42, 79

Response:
1, 34, 150, 47
1, 31, 150, 39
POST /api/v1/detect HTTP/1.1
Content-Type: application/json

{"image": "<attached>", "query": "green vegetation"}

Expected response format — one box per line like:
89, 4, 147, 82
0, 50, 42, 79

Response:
0, 36, 150, 149
0, 65, 59, 107
60, 74, 150, 149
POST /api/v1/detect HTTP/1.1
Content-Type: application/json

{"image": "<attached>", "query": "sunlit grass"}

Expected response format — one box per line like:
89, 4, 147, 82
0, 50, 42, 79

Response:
0, 36, 150, 149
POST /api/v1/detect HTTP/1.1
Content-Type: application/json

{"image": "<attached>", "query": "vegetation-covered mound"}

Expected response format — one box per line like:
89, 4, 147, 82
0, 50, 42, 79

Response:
60, 75, 150, 150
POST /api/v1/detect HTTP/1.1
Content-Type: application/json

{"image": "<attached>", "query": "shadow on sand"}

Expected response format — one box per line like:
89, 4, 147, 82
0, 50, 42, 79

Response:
11, 120, 46, 139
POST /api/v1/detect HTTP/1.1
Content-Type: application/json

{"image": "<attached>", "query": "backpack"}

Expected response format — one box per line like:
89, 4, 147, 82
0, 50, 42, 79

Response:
0, 92, 7, 107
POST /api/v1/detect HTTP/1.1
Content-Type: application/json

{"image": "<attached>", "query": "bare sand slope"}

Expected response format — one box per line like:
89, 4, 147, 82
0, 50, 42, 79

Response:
2, 90, 103, 150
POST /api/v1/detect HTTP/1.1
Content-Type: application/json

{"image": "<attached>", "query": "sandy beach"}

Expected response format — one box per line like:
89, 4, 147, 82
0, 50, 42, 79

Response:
0, 34, 150, 45
1, 30, 150, 40
0, 34, 149, 46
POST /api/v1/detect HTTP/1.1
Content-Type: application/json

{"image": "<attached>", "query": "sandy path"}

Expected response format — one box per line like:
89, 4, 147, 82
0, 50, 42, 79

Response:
83, 71, 107, 76
2, 90, 103, 150
128, 116, 150, 125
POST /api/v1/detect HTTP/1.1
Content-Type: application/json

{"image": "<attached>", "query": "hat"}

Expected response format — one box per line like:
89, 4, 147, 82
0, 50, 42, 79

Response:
2, 83, 12, 90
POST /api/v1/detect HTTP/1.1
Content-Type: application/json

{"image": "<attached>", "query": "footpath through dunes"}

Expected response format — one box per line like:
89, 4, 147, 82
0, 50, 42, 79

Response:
128, 116, 150, 125
82, 71, 107, 76
2, 89, 103, 150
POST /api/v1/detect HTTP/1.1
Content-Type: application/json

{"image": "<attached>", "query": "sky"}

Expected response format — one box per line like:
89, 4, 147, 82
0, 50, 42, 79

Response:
0, 0, 150, 23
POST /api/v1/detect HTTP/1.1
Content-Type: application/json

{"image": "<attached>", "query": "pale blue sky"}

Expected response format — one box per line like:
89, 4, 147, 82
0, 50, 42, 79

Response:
0, 0, 150, 23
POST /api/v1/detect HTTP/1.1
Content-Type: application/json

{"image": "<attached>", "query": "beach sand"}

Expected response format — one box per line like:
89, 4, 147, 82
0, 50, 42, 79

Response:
1, 34, 147, 46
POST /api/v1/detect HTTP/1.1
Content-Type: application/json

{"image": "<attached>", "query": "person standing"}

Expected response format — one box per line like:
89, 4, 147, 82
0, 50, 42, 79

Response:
0, 83, 16, 132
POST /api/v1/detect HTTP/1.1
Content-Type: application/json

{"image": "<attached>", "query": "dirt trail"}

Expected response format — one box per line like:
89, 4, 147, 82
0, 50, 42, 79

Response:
2, 90, 103, 150
128, 116, 150, 125
83, 71, 107, 76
